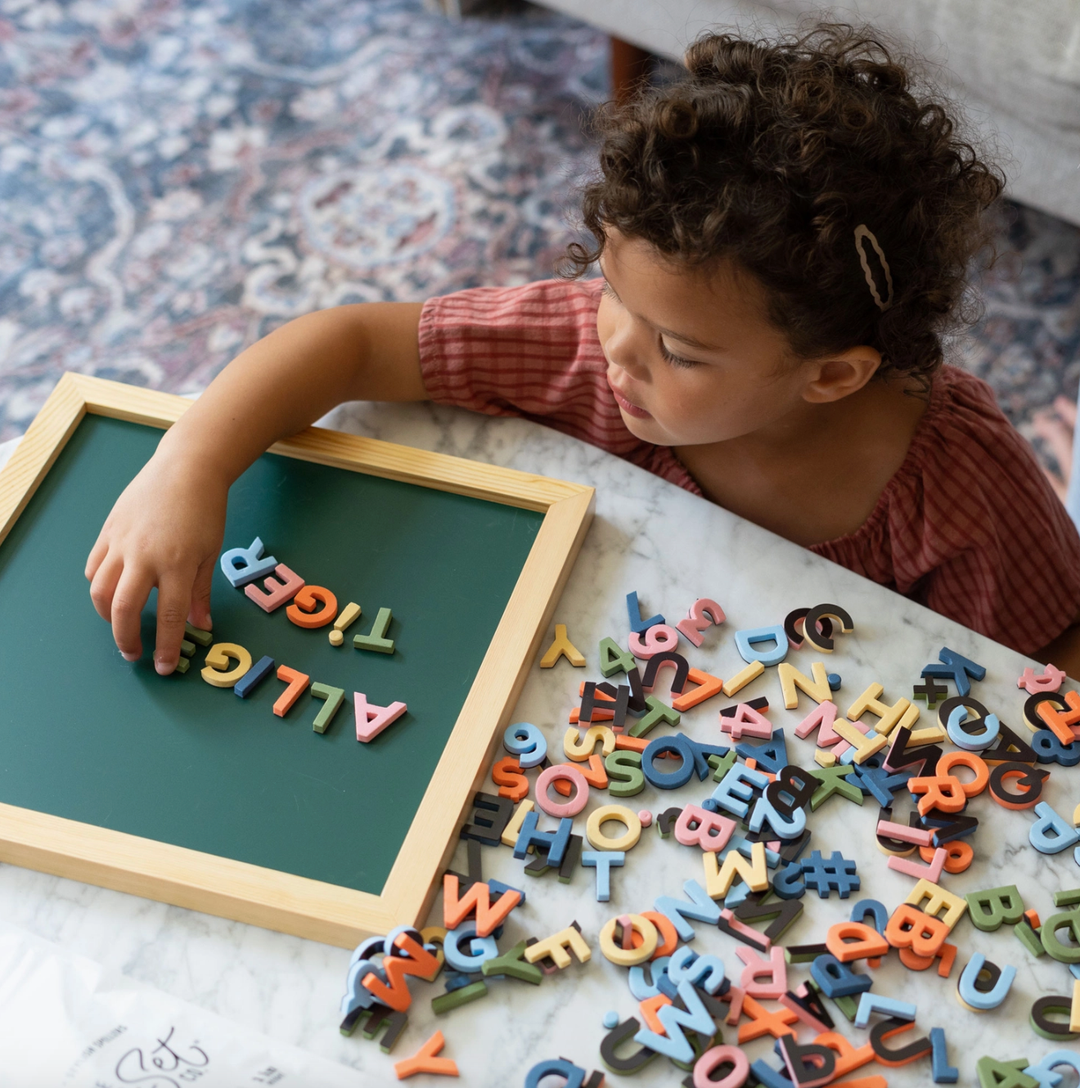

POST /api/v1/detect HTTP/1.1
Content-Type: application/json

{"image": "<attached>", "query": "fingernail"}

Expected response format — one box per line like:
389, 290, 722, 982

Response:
155, 659, 173, 676
121, 651, 139, 662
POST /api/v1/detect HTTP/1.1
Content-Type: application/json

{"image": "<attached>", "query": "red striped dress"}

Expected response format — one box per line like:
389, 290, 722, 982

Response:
418, 277, 1080, 655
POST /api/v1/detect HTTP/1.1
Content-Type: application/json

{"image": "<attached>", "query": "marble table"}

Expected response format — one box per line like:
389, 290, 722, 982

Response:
1, 399, 1078, 1087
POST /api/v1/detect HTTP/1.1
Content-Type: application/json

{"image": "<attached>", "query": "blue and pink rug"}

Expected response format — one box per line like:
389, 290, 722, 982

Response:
1, 0, 1078, 476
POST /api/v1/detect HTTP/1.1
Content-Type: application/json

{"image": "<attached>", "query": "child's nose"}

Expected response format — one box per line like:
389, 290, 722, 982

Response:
605, 324, 651, 381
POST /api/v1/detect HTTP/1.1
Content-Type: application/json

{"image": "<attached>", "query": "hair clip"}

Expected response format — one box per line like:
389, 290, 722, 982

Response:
854, 225, 894, 311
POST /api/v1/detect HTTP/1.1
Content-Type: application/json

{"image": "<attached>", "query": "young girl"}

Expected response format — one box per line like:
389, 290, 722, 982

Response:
86, 23, 1080, 676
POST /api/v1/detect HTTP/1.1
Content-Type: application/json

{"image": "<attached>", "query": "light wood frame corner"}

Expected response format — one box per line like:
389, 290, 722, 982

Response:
0, 373, 595, 947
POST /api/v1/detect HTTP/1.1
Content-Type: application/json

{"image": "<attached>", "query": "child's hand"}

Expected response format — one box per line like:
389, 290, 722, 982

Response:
1032, 394, 1077, 502
85, 452, 228, 674
82, 302, 425, 672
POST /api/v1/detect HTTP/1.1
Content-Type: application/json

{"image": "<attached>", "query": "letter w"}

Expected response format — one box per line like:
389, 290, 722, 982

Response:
442, 874, 521, 936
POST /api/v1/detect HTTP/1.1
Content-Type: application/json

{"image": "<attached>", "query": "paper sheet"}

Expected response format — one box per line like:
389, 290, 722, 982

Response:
0, 922, 360, 1088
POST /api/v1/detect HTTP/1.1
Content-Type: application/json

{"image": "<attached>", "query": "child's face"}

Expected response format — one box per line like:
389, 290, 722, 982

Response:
596, 229, 814, 447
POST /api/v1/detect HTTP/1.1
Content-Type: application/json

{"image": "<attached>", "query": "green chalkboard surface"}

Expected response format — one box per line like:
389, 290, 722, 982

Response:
0, 414, 543, 895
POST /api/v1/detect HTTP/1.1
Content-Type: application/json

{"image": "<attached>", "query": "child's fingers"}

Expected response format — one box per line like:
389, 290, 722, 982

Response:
153, 574, 194, 675
1053, 394, 1078, 428
88, 553, 124, 626
109, 567, 154, 662
188, 555, 215, 633
1032, 411, 1075, 484
84, 533, 110, 583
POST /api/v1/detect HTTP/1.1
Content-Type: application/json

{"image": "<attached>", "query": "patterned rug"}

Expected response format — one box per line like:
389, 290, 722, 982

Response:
2, 0, 1079, 478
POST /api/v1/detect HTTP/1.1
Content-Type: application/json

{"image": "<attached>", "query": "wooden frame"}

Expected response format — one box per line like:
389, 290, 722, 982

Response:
0, 373, 594, 947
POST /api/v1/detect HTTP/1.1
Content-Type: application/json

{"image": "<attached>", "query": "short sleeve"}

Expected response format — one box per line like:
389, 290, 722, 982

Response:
816, 366, 1080, 655
417, 277, 641, 457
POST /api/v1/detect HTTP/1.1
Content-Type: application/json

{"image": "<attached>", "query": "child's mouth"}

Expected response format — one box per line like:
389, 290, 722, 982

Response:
608, 380, 652, 419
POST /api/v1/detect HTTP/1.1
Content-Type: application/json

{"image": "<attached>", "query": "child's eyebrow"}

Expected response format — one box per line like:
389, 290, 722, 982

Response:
600, 267, 722, 352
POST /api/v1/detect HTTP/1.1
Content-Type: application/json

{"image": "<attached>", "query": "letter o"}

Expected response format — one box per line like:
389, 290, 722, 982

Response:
694, 1045, 750, 1088
599, 914, 657, 966
535, 764, 589, 818
642, 734, 695, 789
586, 804, 642, 851
936, 749, 989, 795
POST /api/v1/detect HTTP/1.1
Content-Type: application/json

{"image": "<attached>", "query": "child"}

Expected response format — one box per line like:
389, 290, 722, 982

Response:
86, 23, 1080, 676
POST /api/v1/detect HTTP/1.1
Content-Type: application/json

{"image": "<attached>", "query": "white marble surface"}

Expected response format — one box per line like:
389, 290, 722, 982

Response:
1, 401, 1079, 1086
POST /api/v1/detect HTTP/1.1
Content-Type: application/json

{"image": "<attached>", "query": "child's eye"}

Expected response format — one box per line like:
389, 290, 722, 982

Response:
659, 341, 698, 369
602, 280, 699, 369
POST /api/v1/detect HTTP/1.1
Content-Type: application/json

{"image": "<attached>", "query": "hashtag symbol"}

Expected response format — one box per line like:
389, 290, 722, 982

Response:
800, 850, 860, 898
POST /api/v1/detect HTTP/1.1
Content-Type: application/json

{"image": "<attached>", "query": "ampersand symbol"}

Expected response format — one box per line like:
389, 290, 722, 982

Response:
1017, 664, 1066, 695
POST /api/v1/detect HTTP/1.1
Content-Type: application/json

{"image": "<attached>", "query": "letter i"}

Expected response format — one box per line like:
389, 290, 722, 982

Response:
330, 602, 362, 647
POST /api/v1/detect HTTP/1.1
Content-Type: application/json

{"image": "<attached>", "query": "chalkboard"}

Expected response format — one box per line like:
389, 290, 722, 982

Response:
0, 375, 593, 945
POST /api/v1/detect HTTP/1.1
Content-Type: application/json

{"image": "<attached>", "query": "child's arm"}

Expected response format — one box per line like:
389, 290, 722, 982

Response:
85, 302, 425, 675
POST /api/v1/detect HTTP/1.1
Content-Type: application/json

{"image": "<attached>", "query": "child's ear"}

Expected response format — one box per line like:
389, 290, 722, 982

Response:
801, 346, 882, 404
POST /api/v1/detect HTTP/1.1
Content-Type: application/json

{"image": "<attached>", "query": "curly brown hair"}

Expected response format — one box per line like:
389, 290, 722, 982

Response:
561, 23, 1006, 387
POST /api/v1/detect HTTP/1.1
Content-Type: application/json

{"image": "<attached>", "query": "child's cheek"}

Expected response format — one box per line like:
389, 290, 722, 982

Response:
668, 370, 726, 420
